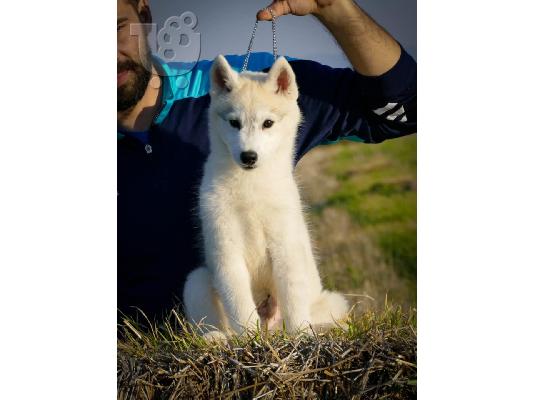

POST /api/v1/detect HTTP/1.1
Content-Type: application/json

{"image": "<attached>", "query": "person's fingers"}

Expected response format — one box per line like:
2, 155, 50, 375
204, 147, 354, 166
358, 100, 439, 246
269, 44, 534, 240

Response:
256, 1, 292, 21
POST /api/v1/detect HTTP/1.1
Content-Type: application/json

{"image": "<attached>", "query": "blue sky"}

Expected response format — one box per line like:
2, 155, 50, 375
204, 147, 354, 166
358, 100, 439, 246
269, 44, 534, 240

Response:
148, 0, 416, 68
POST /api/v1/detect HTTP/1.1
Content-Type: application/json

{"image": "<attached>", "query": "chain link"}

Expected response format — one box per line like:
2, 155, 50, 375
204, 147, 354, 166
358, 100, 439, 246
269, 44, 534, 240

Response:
241, 8, 278, 72
270, 8, 278, 61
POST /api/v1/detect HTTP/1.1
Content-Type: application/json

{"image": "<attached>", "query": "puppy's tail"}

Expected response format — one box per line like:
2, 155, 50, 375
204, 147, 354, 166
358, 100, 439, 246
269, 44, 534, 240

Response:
310, 290, 349, 327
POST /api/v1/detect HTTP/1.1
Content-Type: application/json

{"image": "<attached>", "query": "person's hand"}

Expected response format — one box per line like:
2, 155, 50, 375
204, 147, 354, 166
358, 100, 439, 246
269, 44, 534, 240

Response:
256, 0, 338, 20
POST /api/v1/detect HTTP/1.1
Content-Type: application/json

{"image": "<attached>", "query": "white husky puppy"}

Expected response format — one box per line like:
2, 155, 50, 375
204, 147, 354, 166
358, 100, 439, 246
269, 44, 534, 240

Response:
183, 55, 348, 339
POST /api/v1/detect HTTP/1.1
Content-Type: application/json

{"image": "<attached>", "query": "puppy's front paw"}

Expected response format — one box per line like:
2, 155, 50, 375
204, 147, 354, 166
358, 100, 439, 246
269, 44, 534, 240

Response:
202, 330, 228, 344
284, 319, 314, 336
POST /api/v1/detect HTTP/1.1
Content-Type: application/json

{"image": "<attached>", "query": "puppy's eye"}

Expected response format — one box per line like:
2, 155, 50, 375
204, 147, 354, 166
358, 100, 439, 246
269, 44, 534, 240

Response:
229, 119, 241, 129
263, 119, 274, 129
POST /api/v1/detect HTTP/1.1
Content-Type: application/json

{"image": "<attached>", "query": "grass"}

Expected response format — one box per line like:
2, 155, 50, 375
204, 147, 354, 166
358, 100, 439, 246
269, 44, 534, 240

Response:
118, 304, 416, 399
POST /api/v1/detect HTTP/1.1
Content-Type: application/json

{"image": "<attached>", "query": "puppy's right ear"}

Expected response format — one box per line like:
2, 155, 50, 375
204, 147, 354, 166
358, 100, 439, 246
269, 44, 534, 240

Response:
210, 55, 238, 94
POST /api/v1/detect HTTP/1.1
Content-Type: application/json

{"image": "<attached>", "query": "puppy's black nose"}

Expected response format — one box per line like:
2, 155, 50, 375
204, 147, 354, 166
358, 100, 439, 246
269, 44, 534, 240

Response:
240, 151, 258, 166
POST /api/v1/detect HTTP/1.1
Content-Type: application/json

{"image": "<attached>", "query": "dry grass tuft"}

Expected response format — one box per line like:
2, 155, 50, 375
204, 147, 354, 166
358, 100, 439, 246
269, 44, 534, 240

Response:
118, 304, 416, 399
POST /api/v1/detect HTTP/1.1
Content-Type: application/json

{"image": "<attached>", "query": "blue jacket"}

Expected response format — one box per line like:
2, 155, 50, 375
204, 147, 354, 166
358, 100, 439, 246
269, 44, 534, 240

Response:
118, 50, 417, 321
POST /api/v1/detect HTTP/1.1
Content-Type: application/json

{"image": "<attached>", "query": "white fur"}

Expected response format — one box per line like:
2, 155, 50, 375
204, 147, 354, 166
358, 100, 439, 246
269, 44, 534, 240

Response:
183, 55, 349, 338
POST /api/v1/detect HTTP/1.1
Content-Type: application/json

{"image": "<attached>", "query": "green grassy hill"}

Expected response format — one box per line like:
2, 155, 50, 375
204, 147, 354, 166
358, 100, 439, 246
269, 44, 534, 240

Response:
296, 135, 416, 309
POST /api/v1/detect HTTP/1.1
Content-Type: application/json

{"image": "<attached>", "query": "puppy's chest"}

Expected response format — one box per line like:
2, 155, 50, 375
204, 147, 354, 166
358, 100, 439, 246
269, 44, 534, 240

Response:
242, 221, 277, 297
207, 176, 302, 276
238, 209, 270, 273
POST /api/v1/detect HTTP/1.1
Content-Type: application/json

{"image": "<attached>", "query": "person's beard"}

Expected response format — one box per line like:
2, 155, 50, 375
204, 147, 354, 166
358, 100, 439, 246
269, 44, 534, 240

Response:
117, 53, 152, 112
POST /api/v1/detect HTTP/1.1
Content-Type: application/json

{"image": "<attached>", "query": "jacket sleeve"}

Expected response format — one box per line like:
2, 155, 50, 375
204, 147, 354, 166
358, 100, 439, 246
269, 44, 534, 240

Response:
288, 46, 417, 160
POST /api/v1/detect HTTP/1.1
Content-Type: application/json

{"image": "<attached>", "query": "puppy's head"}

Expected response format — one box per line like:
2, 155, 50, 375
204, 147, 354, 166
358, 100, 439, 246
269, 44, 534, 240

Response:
208, 55, 300, 170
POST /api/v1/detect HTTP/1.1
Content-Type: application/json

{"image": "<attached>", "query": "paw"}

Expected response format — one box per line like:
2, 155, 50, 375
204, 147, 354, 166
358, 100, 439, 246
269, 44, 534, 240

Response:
284, 319, 314, 336
231, 313, 262, 335
202, 330, 228, 344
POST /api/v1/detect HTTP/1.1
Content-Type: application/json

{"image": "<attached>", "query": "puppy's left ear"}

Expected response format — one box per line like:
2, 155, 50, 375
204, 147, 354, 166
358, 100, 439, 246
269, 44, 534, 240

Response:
267, 57, 298, 100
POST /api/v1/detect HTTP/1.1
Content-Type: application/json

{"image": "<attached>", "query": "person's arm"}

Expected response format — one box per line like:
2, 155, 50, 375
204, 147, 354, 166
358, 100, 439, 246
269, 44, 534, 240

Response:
285, 52, 416, 159
254, 0, 416, 154
257, 0, 401, 76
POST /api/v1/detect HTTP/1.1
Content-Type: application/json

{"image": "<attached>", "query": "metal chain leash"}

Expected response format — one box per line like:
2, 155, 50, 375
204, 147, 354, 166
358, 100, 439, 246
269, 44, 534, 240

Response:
241, 8, 278, 72
270, 8, 278, 62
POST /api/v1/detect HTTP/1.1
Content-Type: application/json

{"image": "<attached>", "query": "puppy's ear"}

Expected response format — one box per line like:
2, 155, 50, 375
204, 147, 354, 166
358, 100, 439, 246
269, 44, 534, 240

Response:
210, 55, 239, 94
267, 57, 298, 100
